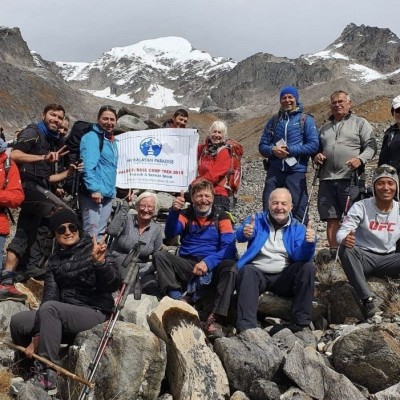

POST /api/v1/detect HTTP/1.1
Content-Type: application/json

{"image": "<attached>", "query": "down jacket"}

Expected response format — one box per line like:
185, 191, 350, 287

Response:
258, 105, 319, 173
38, 233, 120, 318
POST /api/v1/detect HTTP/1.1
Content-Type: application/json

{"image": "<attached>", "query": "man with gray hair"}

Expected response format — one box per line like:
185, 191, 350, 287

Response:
337, 165, 400, 318
235, 188, 317, 335
314, 90, 377, 260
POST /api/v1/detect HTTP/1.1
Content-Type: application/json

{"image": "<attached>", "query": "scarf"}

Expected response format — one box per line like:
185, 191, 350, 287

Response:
37, 121, 60, 142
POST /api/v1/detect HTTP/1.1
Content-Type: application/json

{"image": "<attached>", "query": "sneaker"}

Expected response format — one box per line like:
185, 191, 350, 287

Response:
30, 361, 58, 395
363, 296, 384, 318
0, 283, 27, 302
205, 313, 225, 339
10, 361, 58, 396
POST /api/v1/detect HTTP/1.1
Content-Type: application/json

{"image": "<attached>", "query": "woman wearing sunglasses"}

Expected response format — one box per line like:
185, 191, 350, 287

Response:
108, 192, 163, 295
79, 105, 118, 240
378, 95, 400, 174
9, 208, 121, 395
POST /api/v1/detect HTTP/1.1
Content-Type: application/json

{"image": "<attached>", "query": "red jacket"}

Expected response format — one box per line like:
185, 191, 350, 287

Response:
0, 153, 25, 235
195, 142, 231, 197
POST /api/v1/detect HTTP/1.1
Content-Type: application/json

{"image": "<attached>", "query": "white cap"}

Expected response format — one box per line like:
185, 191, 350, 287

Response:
392, 95, 400, 110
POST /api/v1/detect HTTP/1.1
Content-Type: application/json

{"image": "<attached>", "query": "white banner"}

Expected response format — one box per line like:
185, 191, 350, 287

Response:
115, 128, 199, 192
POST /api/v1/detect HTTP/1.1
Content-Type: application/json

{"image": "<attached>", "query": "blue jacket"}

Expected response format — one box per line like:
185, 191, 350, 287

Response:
80, 124, 118, 198
258, 104, 319, 173
236, 212, 316, 270
165, 208, 237, 271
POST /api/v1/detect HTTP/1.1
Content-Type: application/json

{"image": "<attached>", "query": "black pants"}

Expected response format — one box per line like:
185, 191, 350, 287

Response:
10, 300, 107, 364
7, 182, 69, 269
236, 262, 315, 331
153, 250, 237, 316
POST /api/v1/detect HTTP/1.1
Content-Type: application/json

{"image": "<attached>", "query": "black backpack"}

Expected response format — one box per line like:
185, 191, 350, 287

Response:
65, 121, 104, 164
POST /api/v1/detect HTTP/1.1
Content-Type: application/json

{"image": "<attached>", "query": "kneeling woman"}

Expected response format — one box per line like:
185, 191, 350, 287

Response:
10, 208, 121, 395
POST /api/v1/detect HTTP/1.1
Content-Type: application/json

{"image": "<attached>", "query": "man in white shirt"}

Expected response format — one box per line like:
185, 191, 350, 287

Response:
337, 165, 400, 318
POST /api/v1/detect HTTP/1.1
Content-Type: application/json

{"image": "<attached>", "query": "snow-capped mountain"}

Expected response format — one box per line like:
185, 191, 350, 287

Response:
55, 36, 236, 110
203, 23, 400, 118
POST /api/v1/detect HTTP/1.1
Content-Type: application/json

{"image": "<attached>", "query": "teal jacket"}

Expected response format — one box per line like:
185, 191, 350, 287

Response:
80, 124, 118, 198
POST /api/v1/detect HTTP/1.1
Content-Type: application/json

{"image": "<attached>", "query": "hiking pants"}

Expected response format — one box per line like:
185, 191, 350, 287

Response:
10, 301, 107, 364
262, 168, 308, 223
339, 245, 400, 300
79, 192, 112, 240
153, 250, 237, 316
236, 261, 315, 331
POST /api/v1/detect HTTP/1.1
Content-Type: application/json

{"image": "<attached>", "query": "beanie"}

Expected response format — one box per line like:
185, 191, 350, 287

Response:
50, 208, 81, 232
279, 86, 299, 103
392, 95, 400, 110
372, 164, 399, 200
0, 139, 8, 154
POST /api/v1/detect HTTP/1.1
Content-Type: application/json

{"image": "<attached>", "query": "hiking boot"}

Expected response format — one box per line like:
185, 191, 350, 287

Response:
205, 313, 225, 339
362, 296, 384, 318
11, 361, 58, 396
0, 283, 27, 302
268, 323, 306, 336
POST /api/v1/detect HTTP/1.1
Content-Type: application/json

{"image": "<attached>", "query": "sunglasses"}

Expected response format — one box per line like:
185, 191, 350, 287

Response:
394, 108, 400, 114
375, 166, 397, 175
55, 223, 79, 235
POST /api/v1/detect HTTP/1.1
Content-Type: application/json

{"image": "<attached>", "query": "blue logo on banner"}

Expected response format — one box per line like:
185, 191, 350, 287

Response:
140, 137, 162, 156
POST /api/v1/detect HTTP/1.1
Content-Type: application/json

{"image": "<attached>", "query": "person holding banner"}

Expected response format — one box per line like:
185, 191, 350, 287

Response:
79, 106, 118, 240
195, 121, 231, 212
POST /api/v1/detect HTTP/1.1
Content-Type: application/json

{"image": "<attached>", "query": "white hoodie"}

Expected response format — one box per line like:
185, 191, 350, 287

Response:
337, 198, 400, 253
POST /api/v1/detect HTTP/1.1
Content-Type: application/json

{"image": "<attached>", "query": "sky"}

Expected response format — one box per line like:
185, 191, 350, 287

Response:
1, 0, 399, 63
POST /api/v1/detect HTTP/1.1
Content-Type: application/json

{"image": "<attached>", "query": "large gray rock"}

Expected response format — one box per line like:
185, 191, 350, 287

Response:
213, 328, 284, 393
280, 387, 313, 400
257, 292, 326, 323
65, 321, 167, 400
332, 324, 400, 393
0, 301, 29, 333
372, 383, 400, 400
249, 379, 281, 400
327, 282, 364, 323
15, 381, 53, 399
116, 114, 149, 132
284, 341, 366, 400
230, 392, 250, 400
148, 297, 229, 400
120, 294, 159, 330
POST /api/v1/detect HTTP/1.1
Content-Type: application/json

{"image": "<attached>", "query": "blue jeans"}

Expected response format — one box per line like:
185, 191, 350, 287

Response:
78, 193, 112, 240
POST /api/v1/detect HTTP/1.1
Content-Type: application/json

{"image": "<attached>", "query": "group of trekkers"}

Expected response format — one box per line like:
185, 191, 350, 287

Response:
1, 87, 400, 395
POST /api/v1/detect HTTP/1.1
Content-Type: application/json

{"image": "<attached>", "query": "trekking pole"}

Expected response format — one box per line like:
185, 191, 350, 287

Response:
78, 242, 143, 400
302, 165, 320, 225
1, 341, 94, 388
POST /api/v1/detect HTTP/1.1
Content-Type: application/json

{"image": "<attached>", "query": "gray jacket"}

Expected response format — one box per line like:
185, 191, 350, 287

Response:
318, 113, 377, 180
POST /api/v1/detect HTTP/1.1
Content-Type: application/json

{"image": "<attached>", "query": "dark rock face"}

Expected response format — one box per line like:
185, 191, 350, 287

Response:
0, 27, 36, 67
327, 23, 400, 73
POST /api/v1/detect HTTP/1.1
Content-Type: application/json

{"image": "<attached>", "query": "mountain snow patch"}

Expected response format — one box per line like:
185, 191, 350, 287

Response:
141, 84, 179, 109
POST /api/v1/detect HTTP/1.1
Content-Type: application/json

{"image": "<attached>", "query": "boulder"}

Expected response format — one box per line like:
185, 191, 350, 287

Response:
230, 391, 250, 400
148, 297, 229, 400
249, 379, 281, 400
280, 386, 313, 400
372, 382, 400, 400
120, 294, 159, 330
257, 292, 326, 323
327, 282, 364, 323
332, 323, 400, 393
116, 114, 149, 132
213, 328, 284, 393
283, 341, 366, 399
65, 321, 167, 400
0, 301, 29, 333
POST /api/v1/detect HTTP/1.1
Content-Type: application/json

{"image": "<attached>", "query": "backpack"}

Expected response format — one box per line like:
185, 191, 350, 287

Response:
1, 155, 16, 224
65, 121, 103, 164
268, 112, 311, 140
199, 139, 244, 197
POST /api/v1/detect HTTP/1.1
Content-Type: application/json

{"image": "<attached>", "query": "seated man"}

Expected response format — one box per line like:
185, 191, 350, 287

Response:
337, 165, 400, 318
153, 179, 237, 338
236, 188, 316, 334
